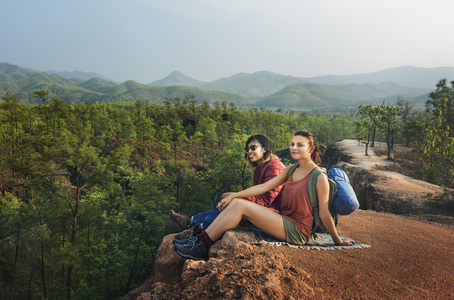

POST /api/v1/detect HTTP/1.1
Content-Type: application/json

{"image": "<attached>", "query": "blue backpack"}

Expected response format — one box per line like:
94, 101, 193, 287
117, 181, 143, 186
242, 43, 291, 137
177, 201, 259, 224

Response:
327, 168, 360, 215
287, 163, 359, 233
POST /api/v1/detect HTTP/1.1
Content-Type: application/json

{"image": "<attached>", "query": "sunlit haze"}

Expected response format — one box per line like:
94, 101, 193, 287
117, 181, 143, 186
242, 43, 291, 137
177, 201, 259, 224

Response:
2, 0, 454, 83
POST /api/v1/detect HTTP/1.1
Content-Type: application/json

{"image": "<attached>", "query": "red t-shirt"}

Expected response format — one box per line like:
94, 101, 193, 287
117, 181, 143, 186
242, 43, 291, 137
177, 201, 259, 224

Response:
246, 158, 285, 211
280, 168, 315, 239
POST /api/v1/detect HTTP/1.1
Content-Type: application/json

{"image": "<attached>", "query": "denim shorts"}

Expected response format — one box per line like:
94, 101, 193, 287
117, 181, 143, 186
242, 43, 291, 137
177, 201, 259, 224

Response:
282, 216, 308, 245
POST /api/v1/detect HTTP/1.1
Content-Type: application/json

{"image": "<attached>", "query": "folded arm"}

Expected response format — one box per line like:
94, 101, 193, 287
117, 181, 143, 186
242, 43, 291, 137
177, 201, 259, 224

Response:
218, 165, 291, 211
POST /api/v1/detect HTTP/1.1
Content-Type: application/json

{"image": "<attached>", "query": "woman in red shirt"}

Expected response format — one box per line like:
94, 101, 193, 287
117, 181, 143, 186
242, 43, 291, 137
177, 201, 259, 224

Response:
174, 130, 355, 260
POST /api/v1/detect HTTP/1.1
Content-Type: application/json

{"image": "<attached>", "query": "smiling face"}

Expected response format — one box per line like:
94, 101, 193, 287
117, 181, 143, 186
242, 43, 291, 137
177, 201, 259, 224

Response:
246, 140, 265, 164
290, 135, 314, 161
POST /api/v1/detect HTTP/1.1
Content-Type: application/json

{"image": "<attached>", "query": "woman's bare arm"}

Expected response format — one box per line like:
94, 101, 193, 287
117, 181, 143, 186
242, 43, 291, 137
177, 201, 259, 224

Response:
316, 173, 355, 246
218, 165, 292, 211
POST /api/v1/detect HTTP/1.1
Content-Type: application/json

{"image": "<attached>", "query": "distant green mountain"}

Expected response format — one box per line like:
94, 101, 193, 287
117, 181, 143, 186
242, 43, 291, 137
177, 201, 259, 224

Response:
148, 70, 305, 97
254, 82, 432, 110
0, 62, 38, 82
201, 71, 306, 97
78, 77, 118, 93
149, 71, 207, 87
305, 66, 454, 89
44, 69, 115, 82
0, 62, 441, 111
0, 65, 252, 106
151, 67, 452, 98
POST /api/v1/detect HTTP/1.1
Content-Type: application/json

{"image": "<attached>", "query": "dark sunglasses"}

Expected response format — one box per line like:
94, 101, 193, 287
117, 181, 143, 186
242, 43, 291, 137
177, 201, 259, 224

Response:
244, 144, 262, 152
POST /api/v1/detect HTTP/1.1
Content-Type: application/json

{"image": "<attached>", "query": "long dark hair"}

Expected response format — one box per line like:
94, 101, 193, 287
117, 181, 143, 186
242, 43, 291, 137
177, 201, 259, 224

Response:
294, 130, 321, 165
244, 134, 278, 167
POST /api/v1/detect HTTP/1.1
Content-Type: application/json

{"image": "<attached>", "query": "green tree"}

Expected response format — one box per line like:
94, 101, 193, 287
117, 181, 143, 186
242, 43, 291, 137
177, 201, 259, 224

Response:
426, 79, 454, 125
54, 127, 109, 298
420, 97, 454, 186
356, 105, 381, 155
396, 97, 416, 146
377, 105, 404, 160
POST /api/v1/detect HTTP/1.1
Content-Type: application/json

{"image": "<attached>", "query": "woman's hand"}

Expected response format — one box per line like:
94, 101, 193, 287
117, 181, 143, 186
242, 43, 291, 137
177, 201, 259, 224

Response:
220, 192, 234, 199
337, 238, 355, 246
218, 195, 235, 211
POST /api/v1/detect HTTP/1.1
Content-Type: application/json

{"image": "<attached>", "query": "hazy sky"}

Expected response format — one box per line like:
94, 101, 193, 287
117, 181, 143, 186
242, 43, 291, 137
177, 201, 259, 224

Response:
2, 0, 454, 83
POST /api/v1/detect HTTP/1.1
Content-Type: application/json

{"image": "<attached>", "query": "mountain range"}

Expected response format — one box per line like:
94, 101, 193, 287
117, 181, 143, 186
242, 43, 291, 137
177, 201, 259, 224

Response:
1, 62, 453, 111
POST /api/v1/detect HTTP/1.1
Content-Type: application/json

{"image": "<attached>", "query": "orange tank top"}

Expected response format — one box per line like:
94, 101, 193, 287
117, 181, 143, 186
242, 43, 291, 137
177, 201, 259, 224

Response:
280, 168, 315, 239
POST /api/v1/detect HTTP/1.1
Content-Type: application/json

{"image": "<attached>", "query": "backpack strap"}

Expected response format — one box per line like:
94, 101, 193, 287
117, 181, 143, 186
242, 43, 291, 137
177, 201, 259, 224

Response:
286, 162, 300, 180
307, 167, 338, 236
307, 167, 324, 209
307, 167, 325, 236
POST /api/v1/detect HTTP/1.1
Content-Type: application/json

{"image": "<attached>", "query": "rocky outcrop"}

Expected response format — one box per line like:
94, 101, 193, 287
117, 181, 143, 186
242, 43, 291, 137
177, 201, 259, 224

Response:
123, 230, 316, 300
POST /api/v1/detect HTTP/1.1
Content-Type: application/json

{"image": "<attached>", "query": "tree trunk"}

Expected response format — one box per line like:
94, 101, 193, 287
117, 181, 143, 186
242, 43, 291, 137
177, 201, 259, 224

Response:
386, 125, 392, 160
27, 263, 35, 300
176, 177, 180, 203
41, 244, 47, 298
66, 266, 73, 299
61, 223, 65, 291
365, 130, 371, 156
371, 127, 376, 147
126, 221, 145, 293
66, 182, 80, 298
14, 230, 20, 269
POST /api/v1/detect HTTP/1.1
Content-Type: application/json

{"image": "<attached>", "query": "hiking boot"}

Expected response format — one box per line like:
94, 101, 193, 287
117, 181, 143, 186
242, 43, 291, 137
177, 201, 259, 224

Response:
168, 210, 189, 232
173, 225, 202, 244
173, 236, 208, 260
173, 234, 197, 246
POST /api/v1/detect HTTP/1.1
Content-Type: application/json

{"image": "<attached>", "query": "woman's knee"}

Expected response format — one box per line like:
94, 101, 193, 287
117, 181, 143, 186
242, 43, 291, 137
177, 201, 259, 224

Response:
229, 198, 243, 209
229, 198, 250, 212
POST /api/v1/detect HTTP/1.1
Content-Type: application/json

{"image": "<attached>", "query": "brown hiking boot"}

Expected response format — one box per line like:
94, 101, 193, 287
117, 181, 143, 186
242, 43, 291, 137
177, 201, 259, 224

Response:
168, 210, 189, 232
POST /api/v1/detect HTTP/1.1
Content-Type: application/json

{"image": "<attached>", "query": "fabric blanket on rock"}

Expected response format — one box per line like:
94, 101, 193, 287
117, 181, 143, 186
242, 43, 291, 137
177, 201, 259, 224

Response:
253, 231, 371, 251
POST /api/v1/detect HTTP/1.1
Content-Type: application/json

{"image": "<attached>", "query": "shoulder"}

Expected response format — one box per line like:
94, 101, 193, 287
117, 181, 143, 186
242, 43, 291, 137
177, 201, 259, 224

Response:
311, 167, 327, 179
265, 158, 286, 170
316, 169, 329, 185
317, 171, 328, 180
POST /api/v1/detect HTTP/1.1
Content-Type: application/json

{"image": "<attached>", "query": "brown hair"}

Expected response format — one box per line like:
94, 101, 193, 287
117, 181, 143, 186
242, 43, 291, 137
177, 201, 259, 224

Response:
244, 134, 279, 167
294, 130, 321, 165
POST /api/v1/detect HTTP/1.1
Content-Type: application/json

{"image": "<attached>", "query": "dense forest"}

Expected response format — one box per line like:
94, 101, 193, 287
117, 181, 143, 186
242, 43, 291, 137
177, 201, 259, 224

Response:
1, 79, 453, 299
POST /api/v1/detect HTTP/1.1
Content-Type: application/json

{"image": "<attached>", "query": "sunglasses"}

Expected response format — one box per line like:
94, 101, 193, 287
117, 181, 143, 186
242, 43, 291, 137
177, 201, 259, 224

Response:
244, 144, 262, 152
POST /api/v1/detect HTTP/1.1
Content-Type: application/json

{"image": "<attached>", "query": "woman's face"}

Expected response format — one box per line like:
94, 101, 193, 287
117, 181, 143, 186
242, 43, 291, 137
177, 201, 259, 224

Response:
245, 140, 265, 163
290, 135, 313, 161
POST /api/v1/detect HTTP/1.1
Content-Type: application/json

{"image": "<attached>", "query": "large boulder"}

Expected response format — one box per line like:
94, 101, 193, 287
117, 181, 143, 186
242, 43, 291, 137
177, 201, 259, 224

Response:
123, 229, 316, 300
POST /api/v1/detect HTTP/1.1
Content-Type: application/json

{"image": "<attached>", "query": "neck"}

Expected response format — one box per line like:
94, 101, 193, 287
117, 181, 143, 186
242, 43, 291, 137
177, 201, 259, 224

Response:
298, 159, 316, 170
257, 157, 271, 166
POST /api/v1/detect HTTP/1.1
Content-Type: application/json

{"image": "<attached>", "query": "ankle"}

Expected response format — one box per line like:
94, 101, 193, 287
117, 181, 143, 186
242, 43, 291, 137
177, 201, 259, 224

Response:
199, 230, 214, 248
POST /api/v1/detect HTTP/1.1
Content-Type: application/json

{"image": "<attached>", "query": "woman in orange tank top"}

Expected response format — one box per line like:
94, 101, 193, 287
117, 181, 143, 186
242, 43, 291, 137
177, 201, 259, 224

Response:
173, 130, 355, 261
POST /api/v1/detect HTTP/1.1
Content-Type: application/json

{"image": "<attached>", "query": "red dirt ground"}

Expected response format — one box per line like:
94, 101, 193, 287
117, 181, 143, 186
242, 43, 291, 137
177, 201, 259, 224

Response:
282, 209, 454, 299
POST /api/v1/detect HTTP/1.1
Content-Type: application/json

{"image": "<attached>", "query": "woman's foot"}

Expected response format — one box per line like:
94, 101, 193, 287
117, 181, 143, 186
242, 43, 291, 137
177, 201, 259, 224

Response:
168, 210, 190, 232
173, 225, 202, 244
173, 236, 208, 260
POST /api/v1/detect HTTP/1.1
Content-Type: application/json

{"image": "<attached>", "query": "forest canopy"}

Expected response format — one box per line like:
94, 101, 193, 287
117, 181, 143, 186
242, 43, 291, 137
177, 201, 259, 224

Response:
0, 94, 357, 299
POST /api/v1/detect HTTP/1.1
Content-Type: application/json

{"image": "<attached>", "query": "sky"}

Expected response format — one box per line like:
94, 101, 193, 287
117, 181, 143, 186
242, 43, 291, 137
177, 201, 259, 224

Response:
2, 0, 454, 84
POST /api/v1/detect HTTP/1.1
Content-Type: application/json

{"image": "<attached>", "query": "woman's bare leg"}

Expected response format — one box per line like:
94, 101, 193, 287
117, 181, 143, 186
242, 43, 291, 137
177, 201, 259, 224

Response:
205, 199, 286, 241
